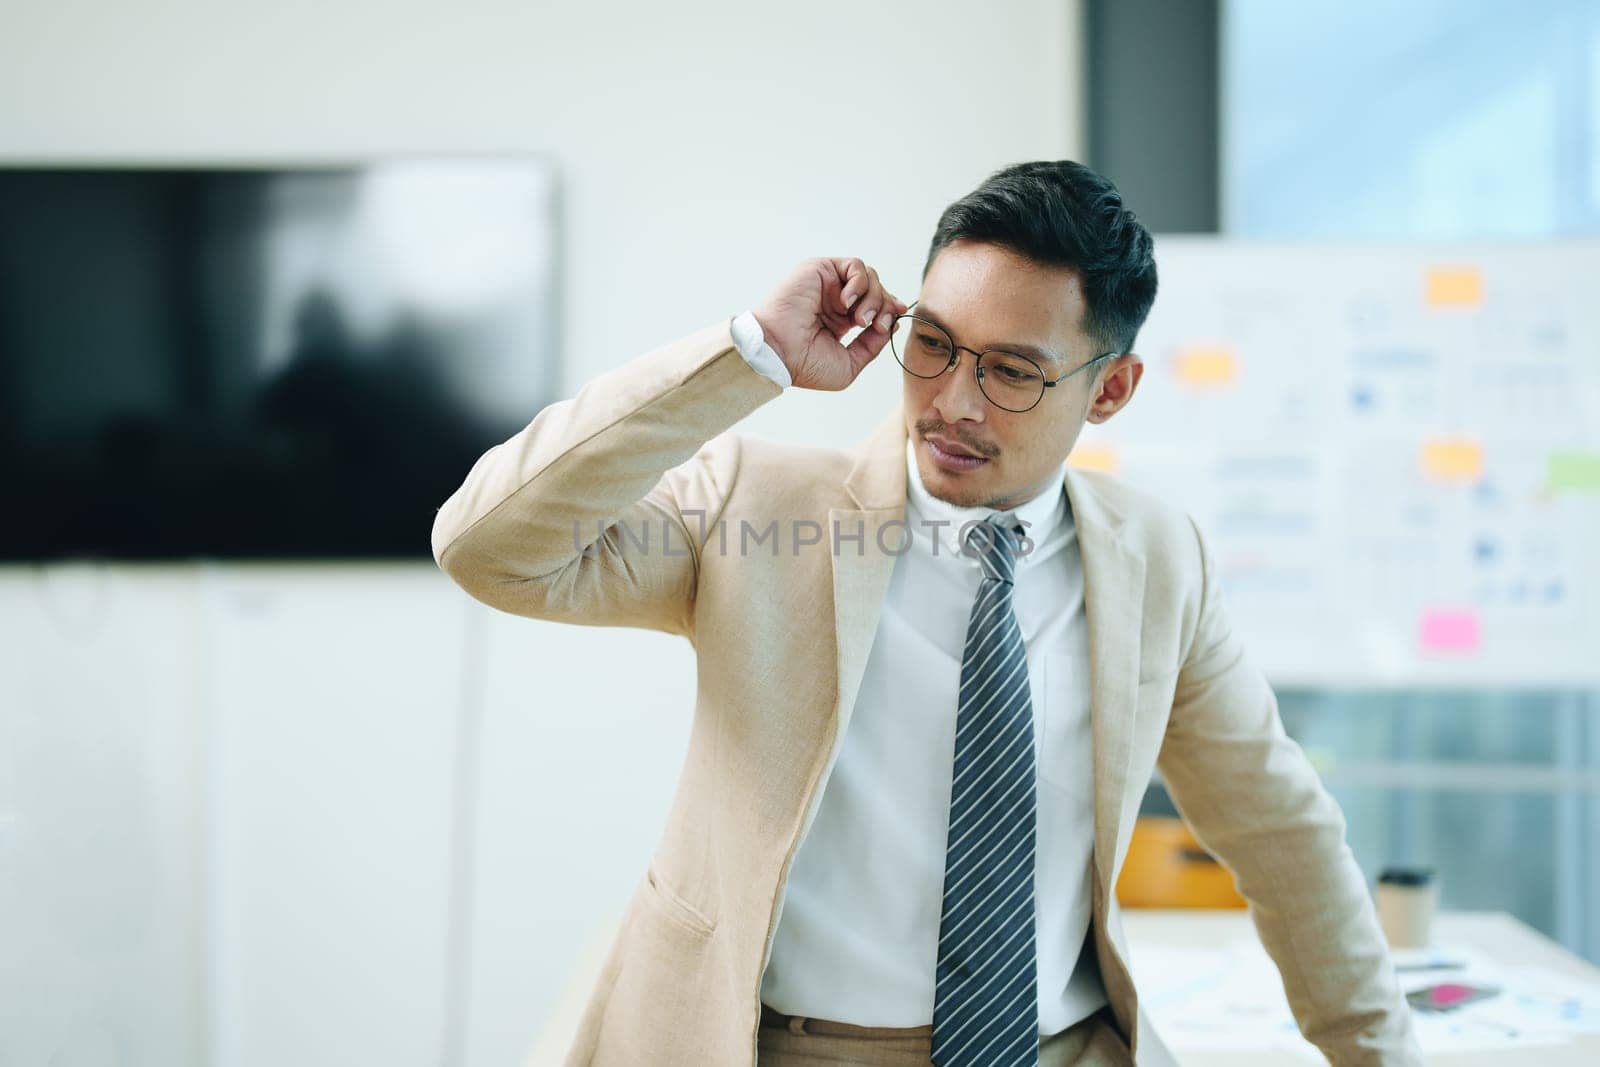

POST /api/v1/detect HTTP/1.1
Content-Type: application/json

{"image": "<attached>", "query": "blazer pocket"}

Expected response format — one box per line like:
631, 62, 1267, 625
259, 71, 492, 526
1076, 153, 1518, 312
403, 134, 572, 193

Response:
644, 865, 717, 939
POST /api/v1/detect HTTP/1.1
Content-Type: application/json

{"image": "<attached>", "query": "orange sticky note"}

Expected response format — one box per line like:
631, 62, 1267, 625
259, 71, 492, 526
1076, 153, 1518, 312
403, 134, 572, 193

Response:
1419, 609, 1480, 654
1421, 437, 1483, 483
1425, 267, 1482, 307
1173, 345, 1237, 386
1067, 444, 1119, 474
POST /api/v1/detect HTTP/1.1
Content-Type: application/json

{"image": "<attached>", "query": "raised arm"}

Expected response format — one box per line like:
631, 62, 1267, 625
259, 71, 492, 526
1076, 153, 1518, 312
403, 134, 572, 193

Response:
1154, 516, 1422, 1066
430, 257, 907, 636
430, 318, 781, 636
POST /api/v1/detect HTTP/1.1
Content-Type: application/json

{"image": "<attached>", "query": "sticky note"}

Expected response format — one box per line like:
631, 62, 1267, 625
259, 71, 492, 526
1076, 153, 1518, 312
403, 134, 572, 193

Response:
1425, 267, 1483, 307
1419, 609, 1480, 654
1420, 437, 1483, 483
1067, 444, 1119, 474
1173, 346, 1237, 386
1548, 451, 1600, 493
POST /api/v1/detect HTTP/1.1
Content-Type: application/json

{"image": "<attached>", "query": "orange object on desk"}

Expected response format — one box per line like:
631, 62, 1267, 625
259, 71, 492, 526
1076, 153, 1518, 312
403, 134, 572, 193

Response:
1116, 815, 1247, 909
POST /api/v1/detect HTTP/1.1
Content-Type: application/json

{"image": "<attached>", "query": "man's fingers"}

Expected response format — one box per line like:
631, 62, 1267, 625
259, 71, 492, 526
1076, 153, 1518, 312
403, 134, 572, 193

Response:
853, 268, 885, 329
857, 275, 896, 332
828, 257, 903, 334
845, 316, 892, 365
820, 305, 855, 341
871, 290, 907, 332
832, 257, 871, 315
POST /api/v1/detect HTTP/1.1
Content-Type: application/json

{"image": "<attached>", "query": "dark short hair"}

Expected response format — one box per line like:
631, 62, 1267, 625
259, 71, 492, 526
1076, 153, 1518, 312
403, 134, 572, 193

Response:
923, 161, 1158, 357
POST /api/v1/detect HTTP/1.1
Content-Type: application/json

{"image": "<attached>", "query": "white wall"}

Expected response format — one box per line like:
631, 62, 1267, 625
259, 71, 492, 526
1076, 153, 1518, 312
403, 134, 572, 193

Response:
0, 2, 1085, 1065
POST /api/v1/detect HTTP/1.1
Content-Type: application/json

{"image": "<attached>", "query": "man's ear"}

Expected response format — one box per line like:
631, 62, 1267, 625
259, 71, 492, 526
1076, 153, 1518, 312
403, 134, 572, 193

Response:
1086, 352, 1142, 422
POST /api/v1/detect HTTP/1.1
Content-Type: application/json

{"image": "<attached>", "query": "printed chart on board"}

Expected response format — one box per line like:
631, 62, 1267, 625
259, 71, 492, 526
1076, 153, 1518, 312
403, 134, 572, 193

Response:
1069, 238, 1600, 687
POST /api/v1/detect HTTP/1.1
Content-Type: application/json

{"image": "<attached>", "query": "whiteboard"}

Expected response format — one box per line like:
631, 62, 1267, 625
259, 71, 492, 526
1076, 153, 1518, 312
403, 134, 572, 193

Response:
1069, 237, 1600, 687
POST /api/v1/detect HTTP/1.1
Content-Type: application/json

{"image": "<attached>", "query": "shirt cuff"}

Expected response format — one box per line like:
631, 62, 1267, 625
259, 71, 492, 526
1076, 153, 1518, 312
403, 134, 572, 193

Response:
730, 309, 792, 389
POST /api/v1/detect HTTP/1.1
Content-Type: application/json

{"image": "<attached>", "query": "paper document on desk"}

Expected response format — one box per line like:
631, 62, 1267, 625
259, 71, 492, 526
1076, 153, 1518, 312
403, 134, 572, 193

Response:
1129, 938, 1599, 1059
1126, 940, 1324, 1061
1394, 948, 1600, 1051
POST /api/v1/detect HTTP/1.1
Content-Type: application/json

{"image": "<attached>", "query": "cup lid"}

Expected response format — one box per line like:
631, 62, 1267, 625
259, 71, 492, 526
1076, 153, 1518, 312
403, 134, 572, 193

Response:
1378, 867, 1436, 886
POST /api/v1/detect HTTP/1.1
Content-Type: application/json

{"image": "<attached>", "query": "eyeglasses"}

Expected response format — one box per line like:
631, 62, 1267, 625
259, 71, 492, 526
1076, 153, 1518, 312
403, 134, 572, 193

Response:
887, 300, 1120, 413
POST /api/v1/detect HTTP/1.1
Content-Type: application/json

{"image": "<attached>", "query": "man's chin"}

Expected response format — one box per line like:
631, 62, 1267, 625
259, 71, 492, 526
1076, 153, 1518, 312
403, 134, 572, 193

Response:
922, 468, 995, 509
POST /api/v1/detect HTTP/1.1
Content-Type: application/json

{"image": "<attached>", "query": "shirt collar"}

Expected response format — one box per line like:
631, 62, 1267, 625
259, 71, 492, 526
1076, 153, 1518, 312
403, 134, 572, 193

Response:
903, 436, 1066, 564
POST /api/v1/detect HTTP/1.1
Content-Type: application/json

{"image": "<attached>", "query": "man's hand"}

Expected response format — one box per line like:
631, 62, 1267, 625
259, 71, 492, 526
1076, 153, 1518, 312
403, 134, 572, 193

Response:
752, 257, 909, 391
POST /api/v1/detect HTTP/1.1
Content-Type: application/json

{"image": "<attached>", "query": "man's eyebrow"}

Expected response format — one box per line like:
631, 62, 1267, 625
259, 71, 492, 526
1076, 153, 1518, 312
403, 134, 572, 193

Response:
914, 305, 1068, 368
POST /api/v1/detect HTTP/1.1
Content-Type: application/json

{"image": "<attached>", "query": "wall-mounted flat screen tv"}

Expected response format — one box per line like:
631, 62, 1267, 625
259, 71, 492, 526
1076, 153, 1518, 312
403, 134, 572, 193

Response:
0, 158, 559, 561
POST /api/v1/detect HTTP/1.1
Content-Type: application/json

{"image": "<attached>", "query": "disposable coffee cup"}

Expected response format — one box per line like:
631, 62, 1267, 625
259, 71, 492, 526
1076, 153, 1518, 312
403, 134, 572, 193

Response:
1376, 867, 1438, 949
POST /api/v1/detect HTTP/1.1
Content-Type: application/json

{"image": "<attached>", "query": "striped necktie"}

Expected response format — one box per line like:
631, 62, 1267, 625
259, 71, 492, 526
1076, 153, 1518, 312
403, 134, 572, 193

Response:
932, 514, 1039, 1066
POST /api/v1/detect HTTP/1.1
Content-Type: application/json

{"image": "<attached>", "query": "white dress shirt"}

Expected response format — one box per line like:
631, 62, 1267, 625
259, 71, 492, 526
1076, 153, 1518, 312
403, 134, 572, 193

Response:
728, 310, 1106, 1036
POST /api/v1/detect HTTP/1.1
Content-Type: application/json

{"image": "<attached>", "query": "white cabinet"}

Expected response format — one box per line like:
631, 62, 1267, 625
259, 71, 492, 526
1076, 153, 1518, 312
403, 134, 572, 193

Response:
200, 563, 463, 1067
0, 562, 469, 1067
0, 565, 206, 1067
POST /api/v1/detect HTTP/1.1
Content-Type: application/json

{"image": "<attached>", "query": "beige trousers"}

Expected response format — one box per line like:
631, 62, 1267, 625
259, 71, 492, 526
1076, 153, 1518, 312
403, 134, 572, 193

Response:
756, 1002, 1132, 1066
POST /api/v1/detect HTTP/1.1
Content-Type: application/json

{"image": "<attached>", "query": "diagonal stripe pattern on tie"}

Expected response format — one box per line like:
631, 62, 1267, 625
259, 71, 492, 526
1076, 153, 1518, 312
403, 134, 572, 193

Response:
932, 513, 1040, 1067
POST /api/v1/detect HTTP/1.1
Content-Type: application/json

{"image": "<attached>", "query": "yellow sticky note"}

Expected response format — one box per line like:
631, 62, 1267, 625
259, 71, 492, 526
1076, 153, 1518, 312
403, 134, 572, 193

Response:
1421, 437, 1483, 483
1425, 267, 1482, 307
1068, 444, 1119, 474
1173, 346, 1237, 386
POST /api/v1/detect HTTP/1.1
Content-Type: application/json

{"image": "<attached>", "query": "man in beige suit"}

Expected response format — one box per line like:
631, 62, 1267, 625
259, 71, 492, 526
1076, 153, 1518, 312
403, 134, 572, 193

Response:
431, 161, 1421, 1066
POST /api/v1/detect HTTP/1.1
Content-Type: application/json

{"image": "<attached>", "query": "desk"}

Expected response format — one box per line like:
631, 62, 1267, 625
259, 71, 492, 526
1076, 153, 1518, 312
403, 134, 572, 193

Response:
1122, 909, 1600, 1065
527, 907, 1600, 1066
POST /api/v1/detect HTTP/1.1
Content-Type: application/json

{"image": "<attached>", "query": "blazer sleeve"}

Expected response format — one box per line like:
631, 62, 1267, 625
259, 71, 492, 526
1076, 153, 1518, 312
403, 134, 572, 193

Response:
1153, 516, 1423, 1066
430, 316, 784, 637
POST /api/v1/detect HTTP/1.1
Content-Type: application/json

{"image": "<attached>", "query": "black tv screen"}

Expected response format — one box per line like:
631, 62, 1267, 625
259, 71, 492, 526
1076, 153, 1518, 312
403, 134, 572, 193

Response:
0, 160, 559, 561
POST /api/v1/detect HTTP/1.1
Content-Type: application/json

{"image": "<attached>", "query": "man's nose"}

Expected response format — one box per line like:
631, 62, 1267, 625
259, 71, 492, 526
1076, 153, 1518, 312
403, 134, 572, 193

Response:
931, 354, 989, 424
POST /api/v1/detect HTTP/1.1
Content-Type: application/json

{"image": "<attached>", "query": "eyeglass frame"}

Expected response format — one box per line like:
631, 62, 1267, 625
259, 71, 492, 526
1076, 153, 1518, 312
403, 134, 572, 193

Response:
887, 299, 1122, 413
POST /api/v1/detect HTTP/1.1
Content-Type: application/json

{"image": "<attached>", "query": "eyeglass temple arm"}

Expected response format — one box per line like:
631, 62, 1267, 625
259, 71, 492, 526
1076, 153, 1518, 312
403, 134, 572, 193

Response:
1044, 350, 1121, 386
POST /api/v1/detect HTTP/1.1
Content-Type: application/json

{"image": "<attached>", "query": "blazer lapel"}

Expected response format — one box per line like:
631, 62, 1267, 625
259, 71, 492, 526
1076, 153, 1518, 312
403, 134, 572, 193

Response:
829, 409, 910, 734
1062, 465, 1147, 896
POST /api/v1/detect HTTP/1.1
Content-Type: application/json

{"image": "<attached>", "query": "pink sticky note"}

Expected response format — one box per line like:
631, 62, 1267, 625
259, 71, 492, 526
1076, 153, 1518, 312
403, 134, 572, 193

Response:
1419, 609, 1480, 653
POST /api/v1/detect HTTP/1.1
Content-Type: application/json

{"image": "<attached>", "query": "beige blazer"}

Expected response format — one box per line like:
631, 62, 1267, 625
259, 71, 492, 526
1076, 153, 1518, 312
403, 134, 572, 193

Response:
431, 317, 1421, 1066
